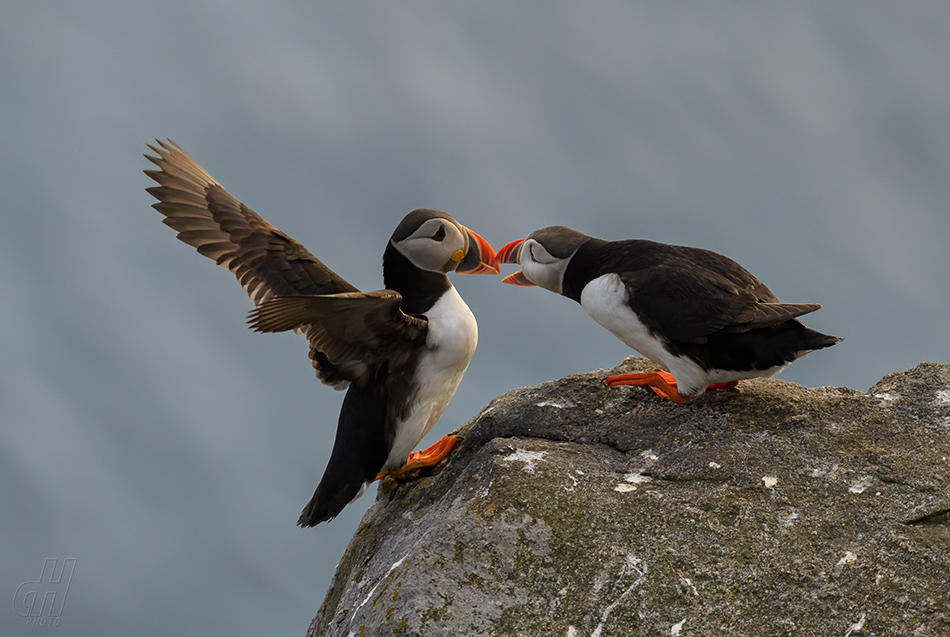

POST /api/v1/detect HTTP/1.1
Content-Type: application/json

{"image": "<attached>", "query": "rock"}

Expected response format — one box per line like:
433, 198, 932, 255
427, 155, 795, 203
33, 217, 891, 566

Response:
307, 358, 950, 636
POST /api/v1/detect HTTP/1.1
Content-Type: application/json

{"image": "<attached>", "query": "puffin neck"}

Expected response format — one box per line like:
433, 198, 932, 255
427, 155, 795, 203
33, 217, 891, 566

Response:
561, 237, 606, 303
383, 241, 452, 315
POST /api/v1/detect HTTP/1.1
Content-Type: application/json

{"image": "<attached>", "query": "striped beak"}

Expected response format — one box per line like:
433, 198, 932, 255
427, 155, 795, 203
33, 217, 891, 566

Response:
495, 238, 536, 286
456, 228, 499, 275
495, 238, 524, 265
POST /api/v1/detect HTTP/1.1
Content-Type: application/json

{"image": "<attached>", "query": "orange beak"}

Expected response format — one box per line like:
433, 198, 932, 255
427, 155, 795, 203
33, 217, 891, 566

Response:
494, 238, 536, 286
495, 238, 525, 265
456, 228, 500, 275
502, 270, 536, 286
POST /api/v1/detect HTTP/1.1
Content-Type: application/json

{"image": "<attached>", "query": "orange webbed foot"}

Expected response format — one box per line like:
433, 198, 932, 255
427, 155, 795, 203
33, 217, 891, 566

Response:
603, 370, 691, 405
602, 371, 739, 404
374, 434, 462, 481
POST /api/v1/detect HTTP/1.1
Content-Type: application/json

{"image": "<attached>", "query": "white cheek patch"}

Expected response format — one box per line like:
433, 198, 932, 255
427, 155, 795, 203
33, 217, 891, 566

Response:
521, 252, 572, 294
392, 234, 464, 273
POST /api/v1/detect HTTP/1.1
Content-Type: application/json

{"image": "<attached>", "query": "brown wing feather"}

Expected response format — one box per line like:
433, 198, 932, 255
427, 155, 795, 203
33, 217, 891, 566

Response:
144, 139, 363, 387
247, 292, 428, 389
144, 139, 357, 305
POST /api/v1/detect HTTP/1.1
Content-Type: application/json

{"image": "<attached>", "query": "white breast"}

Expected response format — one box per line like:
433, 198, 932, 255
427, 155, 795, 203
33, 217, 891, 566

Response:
384, 285, 478, 469
580, 274, 671, 366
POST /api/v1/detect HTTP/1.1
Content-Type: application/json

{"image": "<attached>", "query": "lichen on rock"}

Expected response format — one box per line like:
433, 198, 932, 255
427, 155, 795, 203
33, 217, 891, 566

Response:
308, 358, 950, 636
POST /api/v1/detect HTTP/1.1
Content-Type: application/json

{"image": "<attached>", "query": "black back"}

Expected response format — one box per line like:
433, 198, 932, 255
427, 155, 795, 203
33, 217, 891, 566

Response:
563, 237, 840, 373
562, 238, 776, 306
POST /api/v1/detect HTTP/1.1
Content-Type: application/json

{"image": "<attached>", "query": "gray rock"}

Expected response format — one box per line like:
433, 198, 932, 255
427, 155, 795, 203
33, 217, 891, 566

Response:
307, 358, 950, 637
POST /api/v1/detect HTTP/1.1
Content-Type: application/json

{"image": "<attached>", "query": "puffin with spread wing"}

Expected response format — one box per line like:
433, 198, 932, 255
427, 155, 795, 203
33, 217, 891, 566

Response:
144, 140, 497, 526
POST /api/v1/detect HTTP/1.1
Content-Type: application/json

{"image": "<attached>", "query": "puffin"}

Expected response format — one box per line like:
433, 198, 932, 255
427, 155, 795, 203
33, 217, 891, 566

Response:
495, 226, 841, 404
144, 139, 498, 526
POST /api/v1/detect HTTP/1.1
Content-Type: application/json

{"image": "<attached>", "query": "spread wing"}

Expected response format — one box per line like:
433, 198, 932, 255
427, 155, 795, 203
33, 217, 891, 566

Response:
622, 261, 821, 344
144, 139, 358, 304
247, 291, 428, 389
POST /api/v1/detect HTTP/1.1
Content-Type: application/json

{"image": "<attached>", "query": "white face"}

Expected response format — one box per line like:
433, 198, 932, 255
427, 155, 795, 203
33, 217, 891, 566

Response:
392, 218, 468, 273
520, 238, 573, 294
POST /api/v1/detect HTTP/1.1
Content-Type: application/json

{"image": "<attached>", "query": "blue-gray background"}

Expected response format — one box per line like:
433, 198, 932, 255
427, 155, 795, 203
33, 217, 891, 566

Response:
3, 2, 948, 635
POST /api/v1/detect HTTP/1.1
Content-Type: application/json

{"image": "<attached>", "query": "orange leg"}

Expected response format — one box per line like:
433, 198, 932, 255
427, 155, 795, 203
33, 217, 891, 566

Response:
374, 434, 462, 481
603, 370, 739, 405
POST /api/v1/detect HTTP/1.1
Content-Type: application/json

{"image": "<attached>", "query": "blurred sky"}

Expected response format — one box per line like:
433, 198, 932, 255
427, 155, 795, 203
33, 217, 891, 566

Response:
2, 2, 949, 636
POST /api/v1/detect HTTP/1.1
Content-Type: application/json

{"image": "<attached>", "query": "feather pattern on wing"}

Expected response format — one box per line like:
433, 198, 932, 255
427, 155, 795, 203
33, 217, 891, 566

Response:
248, 292, 428, 388
144, 139, 362, 387
144, 139, 357, 304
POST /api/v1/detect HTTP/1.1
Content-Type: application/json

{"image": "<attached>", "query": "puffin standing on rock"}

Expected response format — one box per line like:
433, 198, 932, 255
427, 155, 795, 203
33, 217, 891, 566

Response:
496, 226, 841, 404
144, 140, 498, 526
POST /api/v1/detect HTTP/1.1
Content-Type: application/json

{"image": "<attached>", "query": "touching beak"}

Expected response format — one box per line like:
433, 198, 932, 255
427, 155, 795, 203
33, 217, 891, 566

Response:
456, 228, 500, 275
494, 238, 537, 287
495, 238, 524, 265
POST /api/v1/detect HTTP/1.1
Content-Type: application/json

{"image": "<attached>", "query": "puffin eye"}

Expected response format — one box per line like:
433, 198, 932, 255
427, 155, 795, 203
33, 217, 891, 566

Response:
528, 245, 536, 261
433, 225, 446, 242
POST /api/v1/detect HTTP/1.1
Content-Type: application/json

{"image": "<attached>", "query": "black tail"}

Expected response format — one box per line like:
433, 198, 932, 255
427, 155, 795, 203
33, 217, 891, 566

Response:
798, 326, 843, 352
682, 320, 842, 374
297, 377, 391, 527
